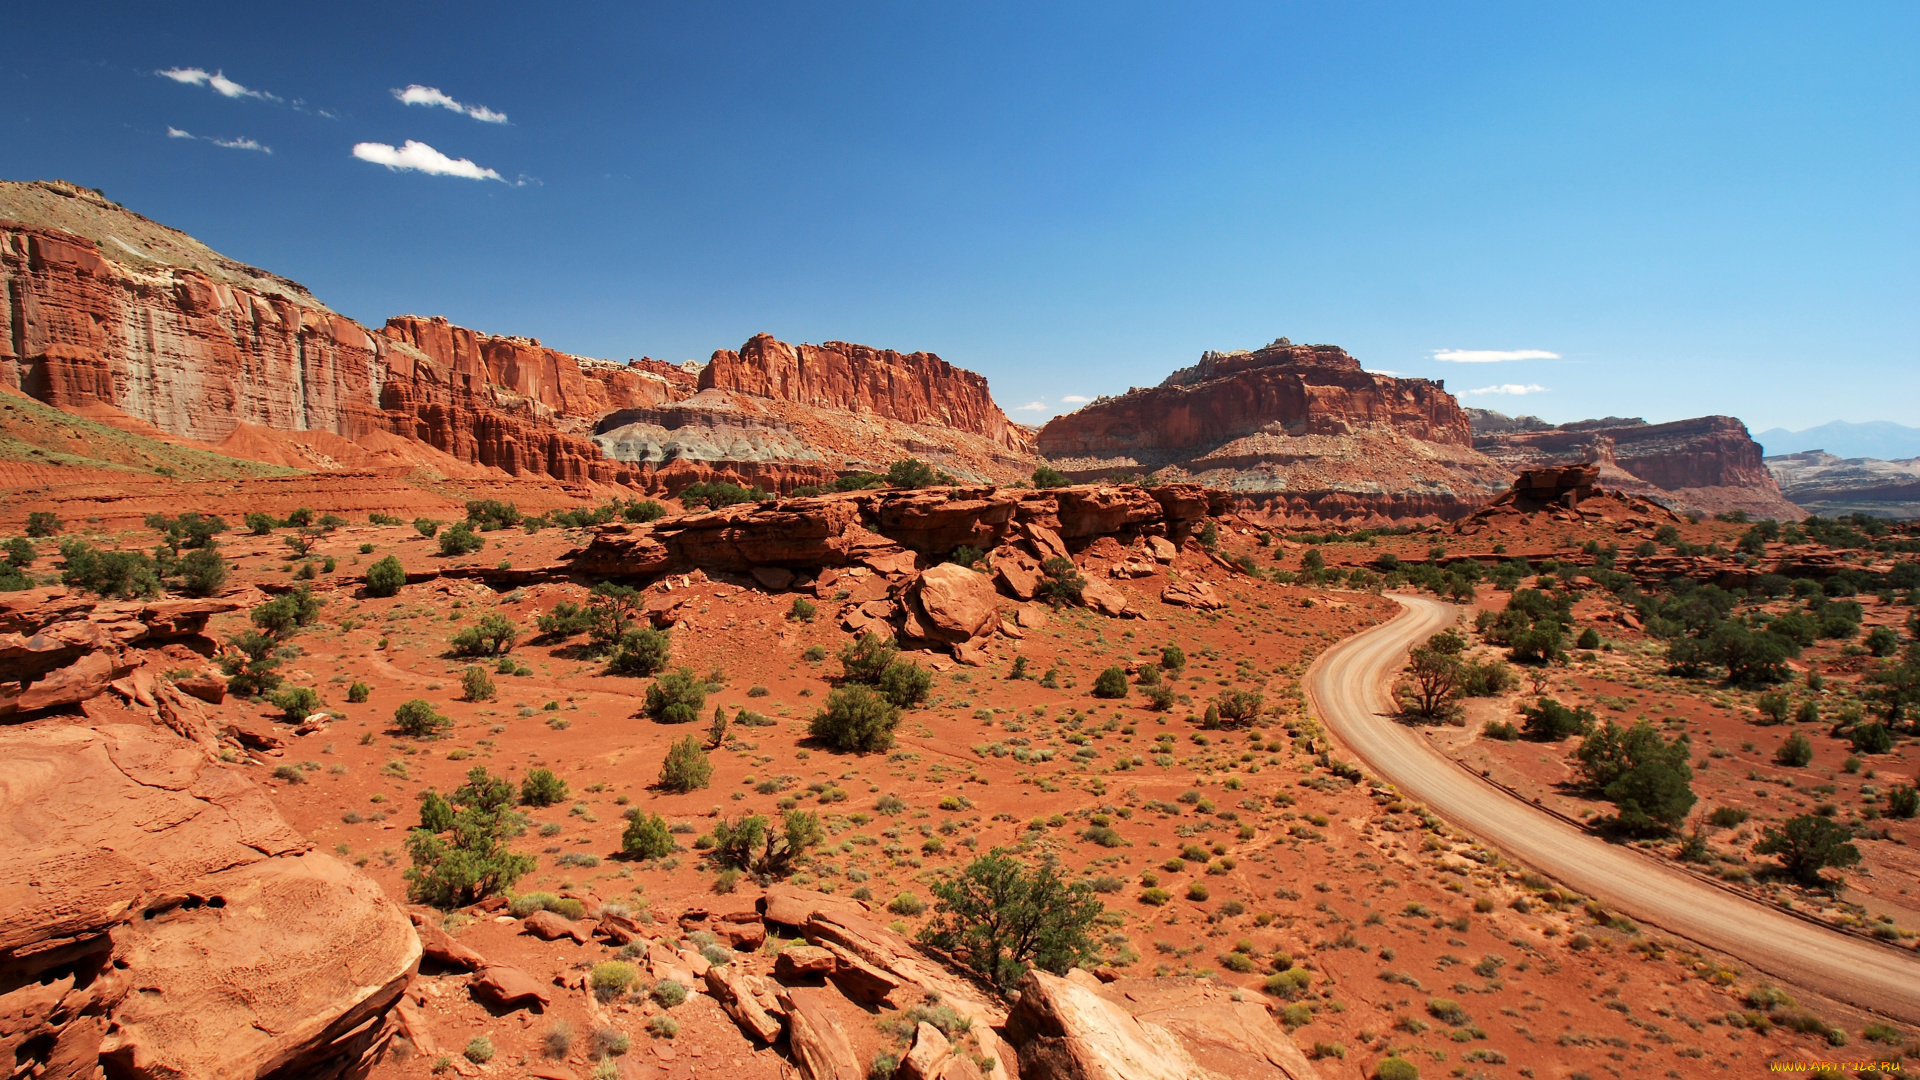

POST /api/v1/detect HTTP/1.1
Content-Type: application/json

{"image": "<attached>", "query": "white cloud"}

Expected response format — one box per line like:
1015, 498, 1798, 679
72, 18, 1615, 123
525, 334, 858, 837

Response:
1468, 384, 1549, 396
1060, 394, 1090, 404
1014, 401, 1048, 412
352, 140, 502, 180
394, 84, 508, 123
166, 126, 270, 153
1364, 368, 1406, 377
1431, 348, 1561, 363
157, 67, 277, 101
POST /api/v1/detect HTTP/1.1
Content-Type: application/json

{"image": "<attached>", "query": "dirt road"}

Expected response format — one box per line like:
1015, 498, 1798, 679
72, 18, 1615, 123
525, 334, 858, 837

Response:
1305, 593, 1920, 1022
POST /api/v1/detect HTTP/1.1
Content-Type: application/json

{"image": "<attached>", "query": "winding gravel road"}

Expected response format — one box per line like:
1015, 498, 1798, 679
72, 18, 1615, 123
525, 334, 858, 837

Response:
1304, 593, 1920, 1022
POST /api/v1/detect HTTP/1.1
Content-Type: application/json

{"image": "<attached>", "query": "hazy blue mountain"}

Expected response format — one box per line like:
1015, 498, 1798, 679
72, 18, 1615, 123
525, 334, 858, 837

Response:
1755, 421, 1920, 461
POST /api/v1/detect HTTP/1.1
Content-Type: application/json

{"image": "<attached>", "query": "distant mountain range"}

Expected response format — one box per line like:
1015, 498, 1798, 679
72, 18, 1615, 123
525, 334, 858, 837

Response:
1754, 421, 1920, 461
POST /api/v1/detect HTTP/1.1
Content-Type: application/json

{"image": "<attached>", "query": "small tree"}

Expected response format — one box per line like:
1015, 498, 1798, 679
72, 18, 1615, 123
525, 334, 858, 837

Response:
645, 667, 707, 723
347, 681, 371, 703
585, 583, 645, 653
1092, 667, 1130, 699
176, 547, 229, 597
25, 511, 62, 538
439, 523, 485, 556
535, 600, 595, 639
658, 735, 713, 792
366, 555, 406, 597
809, 685, 901, 752
413, 517, 441, 539
450, 614, 517, 657
622, 811, 674, 859
219, 629, 287, 697
838, 632, 899, 683
1214, 688, 1265, 724
1403, 647, 1461, 721
1031, 465, 1069, 489
886, 459, 942, 489
521, 768, 569, 806
1575, 720, 1695, 834
1160, 644, 1186, 673
1038, 558, 1086, 608
1755, 814, 1861, 887
395, 698, 453, 739
405, 766, 536, 907
918, 850, 1104, 994
250, 586, 322, 639
710, 811, 823, 877
708, 706, 728, 748
607, 626, 672, 676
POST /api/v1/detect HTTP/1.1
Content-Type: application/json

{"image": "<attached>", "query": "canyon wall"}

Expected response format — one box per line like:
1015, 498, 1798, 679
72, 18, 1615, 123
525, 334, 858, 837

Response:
701, 333, 1033, 453
1471, 411, 1802, 520
1036, 337, 1507, 523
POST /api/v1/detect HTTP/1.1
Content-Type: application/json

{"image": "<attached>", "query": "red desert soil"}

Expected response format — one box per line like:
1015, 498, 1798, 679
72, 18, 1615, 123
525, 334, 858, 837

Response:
31, 504, 1897, 1079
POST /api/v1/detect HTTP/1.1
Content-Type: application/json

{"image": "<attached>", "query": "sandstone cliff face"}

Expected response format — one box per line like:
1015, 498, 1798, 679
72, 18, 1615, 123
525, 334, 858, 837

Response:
703, 333, 1032, 454
1036, 338, 1506, 523
1472, 412, 1802, 520
1766, 450, 1920, 520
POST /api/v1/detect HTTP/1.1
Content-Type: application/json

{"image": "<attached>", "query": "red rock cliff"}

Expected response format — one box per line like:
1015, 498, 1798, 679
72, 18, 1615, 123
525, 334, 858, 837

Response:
1037, 339, 1474, 458
702, 333, 1032, 453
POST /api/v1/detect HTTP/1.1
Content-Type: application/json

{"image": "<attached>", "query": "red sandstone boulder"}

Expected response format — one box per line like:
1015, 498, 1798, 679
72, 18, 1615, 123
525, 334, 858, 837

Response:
521, 909, 590, 943
778, 987, 864, 1080
469, 964, 552, 1010
1161, 579, 1225, 610
1078, 576, 1138, 618
911, 563, 1000, 643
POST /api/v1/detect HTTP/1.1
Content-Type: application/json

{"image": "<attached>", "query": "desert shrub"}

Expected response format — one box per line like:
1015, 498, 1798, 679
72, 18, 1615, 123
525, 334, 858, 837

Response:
269, 685, 321, 723
1160, 644, 1186, 672
438, 523, 485, 556
1575, 720, 1696, 834
1264, 968, 1312, 999
1143, 683, 1176, 711
25, 511, 63, 537
1756, 814, 1861, 886
461, 666, 496, 702
918, 850, 1102, 992
650, 980, 687, 1008
589, 962, 637, 1002
536, 600, 594, 639
405, 766, 536, 907
449, 614, 516, 657
658, 736, 713, 792
809, 685, 902, 752
250, 586, 322, 639
790, 597, 817, 622
1888, 785, 1919, 819
1374, 1057, 1420, 1080
622, 499, 668, 522
218, 630, 287, 697
146, 511, 228, 550
1214, 688, 1265, 724
1026, 463, 1071, 489
1851, 721, 1894, 754
521, 768, 569, 806
874, 660, 931, 707
622, 811, 674, 858
710, 811, 823, 877
365, 555, 406, 597
464, 1037, 494, 1064
1092, 667, 1129, 699
1038, 557, 1086, 607
1458, 658, 1513, 696
886, 459, 948, 489
412, 517, 441, 538
1427, 997, 1469, 1025
1775, 730, 1814, 767
347, 681, 371, 703
645, 668, 707, 723
59, 541, 160, 599
3, 537, 34, 570
464, 500, 521, 531
176, 547, 230, 597
1520, 697, 1594, 740
888, 892, 927, 916
395, 698, 453, 739
1483, 721, 1520, 741
608, 626, 672, 676
838, 632, 899, 683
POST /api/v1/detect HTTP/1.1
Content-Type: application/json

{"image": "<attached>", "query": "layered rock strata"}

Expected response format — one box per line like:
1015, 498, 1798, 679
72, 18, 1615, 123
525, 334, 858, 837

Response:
1036, 338, 1509, 523
1766, 451, 1920, 520
1469, 410, 1801, 520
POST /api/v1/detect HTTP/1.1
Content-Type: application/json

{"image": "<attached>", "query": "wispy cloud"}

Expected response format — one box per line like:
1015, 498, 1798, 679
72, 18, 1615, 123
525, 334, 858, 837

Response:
394, 84, 508, 123
157, 67, 278, 101
1014, 401, 1048, 412
1468, 384, 1549, 396
1432, 348, 1561, 363
352, 140, 502, 180
167, 126, 271, 153
1364, 368, 1406, 377
1060, 394, 1090, 404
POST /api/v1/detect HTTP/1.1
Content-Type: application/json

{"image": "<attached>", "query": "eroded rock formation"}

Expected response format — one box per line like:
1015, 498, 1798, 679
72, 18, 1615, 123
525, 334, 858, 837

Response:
1036, 337, 1510, 523
1766, 450, 1920, 519
1468, 409, 1802, 520
0, 723, 420, 1079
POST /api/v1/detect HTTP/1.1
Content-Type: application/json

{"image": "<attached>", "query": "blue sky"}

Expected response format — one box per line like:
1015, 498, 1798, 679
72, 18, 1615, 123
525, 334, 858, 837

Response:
6, 2, 1915, 430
